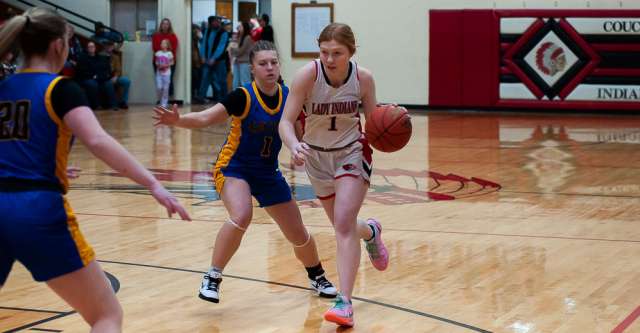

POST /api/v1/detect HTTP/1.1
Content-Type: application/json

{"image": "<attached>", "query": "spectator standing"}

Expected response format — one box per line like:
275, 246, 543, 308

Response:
259, 14, 274, 43
192, 24, 203, 101
152, 18, 179, 97
228, 21, 253, 88
249, 16, 262, 42
197, 16, 229, 104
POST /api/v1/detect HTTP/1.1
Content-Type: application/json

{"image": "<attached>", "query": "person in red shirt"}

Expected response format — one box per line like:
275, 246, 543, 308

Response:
152, 18, 179, 98
249, 16, 262, 42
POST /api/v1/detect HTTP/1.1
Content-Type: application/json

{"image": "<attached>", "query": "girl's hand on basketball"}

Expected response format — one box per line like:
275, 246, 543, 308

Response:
292, 142, 310, 166
153, 104, 180, 127
376, 103, 410, 120
150, 182, 192, 221
376, 103, 398, 108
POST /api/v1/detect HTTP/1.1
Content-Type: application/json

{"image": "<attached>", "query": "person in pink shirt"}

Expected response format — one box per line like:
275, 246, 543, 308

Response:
155, 39, 174, 107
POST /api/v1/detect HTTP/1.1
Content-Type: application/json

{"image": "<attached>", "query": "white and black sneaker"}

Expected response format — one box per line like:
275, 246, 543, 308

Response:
198, 272, 222, 303
310, 275, 338, 298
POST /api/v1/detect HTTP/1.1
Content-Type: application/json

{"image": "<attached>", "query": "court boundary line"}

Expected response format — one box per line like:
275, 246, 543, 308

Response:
612, 305, 640, 333
3, 312, 76, 333
98, 259, 493, 333
75, 212, 640, 243
1, 272, 119, 333
502, 190, 640, 199
0, 306, 65, 315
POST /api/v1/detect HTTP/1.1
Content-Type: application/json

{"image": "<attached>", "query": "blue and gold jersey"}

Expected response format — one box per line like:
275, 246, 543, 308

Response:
0, 72, 72, 193
214, 82, 289, 189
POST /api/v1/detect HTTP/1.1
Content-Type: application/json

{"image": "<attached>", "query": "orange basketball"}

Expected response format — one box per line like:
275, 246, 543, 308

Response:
365, 105, 412, 153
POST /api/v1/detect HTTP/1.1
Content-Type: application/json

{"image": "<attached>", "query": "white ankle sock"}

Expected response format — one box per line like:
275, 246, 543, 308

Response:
208, 266, 223, 278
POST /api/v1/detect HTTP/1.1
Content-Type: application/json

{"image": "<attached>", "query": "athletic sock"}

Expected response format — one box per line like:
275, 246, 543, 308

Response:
305, 263, 325, 280
208, 266, 223, 278
364, 223, 376, 242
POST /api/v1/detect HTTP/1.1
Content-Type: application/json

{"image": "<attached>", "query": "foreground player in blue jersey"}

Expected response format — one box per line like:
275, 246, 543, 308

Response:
153, 41, 337, 304
0, 8, 191, 332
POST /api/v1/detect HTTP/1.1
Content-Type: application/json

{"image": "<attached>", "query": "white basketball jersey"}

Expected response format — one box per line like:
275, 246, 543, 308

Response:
303, 59, 361, 149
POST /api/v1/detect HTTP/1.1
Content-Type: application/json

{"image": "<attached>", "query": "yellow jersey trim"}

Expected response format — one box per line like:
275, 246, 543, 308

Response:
213, 117, 243, 193
17, 68, 55, 74
212, 87, 252, 193
238, 87, 251, 120
252, 81, 282, 115
44, 76, 64, 126
63, 197, 95, 266
45, 76, 72, 193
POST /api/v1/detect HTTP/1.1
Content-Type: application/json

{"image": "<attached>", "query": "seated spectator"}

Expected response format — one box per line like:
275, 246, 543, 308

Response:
0, 49, 17, 81
102, 40, 130, 109
61, 26, 83, 77
75, 41, 116, 110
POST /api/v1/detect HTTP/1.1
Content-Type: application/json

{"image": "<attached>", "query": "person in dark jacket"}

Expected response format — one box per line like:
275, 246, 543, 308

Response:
75, 41, 116, 110
259, 14, 274, 43
196, 16, 229, 103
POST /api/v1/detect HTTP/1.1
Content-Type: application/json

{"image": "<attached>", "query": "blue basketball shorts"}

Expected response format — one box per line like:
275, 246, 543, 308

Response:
0, 190, 95, 285
213, 166, 292, 207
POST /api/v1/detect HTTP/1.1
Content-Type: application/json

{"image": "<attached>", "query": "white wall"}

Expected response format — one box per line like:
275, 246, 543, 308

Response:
193, 0, 215, 26
3, 0, 109, 35
44, 0, 110, 23
272, 0, 640, 106
122, 42, 155, 104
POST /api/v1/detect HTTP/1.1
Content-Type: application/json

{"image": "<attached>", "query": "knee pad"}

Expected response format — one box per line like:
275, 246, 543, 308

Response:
292, 232, 311, 248
226, 218, 247, 232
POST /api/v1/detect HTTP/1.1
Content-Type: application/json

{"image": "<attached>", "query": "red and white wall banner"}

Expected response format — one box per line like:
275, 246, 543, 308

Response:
429, 10, 640, 111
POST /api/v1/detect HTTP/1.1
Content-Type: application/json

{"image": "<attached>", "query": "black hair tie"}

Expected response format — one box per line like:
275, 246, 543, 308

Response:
24, 15, 31, 28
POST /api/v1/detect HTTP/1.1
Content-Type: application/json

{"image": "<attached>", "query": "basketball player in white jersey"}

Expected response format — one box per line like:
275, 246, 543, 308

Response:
279, 23, 389, 327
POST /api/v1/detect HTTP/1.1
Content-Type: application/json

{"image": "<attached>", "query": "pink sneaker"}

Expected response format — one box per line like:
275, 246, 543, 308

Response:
324, 295, 354, 327
364, 218, 389, 271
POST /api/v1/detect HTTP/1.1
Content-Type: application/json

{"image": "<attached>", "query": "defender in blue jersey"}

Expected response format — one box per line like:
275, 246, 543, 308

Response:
0, 8, 190, 332
214, 80, 290, 207
154, 41, 337, 304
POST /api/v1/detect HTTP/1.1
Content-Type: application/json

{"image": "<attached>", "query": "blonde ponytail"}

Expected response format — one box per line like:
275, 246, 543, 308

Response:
0, 8, 68, 60
0, 14, 28, 59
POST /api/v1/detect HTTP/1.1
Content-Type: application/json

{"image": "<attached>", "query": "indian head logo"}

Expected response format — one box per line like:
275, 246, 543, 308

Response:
93, 168, 501, 206
535, 42, 567, 77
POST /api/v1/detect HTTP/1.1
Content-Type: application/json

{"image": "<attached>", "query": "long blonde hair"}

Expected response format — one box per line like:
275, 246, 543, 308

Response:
0, 7, 68, 60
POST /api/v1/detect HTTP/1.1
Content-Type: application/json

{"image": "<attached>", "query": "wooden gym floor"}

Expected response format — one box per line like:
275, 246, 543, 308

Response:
1, 106, 639, 332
